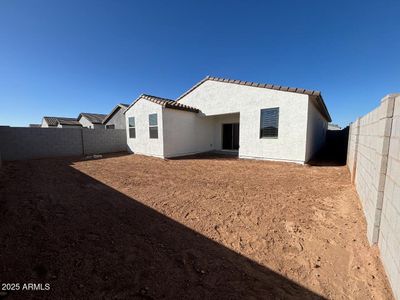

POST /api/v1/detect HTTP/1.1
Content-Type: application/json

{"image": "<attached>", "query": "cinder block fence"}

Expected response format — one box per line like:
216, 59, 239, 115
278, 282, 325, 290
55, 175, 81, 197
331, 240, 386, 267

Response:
348, 94, 400, 299
0, 127, 127, 161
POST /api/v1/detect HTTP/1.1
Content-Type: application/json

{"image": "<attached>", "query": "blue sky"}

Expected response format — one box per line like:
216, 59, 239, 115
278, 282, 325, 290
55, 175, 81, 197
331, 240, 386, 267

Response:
0, 0, 399, 127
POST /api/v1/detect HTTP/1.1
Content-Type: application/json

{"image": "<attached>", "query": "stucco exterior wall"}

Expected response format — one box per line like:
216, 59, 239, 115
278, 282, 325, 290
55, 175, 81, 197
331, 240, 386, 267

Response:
78, 115, 93, 128
305, 97, 328, 161
105, 108, 127, 129
178, 80, 310, 163
163, 109, 215, 157
125, 98, 164, 158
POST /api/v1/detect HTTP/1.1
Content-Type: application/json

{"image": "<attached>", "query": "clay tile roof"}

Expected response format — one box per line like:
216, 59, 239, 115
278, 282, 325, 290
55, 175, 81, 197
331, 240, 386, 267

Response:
176, 76, 331, 122
177, 76, 323, 99
125, 94, 200, 114
142, 94, 200, 113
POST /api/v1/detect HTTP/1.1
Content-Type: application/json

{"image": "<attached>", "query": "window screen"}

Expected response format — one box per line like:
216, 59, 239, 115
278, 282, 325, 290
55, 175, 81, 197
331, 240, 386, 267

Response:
260, 108, 279, 138
149, 114, 158, 139
128, 117, 136, 138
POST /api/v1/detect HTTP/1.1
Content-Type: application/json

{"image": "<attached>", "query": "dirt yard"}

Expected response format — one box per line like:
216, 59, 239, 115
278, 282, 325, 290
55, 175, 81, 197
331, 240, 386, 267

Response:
0, 153, 394, 299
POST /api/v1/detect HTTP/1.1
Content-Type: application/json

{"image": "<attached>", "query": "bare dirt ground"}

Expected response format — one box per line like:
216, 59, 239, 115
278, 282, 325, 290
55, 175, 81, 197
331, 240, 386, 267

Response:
0, 153, 394, 299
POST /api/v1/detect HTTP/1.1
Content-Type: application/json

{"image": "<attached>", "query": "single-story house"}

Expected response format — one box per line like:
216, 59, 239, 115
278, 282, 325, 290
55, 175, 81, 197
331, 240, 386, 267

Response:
124, 76, 331, 164
102, 103, 129, 129
41, 116, 82, 128
78, 113, 107, 129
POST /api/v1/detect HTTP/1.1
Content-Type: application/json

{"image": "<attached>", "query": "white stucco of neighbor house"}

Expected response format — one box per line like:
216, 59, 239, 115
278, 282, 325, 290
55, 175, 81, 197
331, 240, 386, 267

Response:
124, 76, 331, 164
78, 115, 103, 129
78, 113, 107, 129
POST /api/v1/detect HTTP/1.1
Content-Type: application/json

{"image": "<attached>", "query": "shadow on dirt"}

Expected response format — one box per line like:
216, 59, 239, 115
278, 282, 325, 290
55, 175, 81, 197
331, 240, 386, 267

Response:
0, 157, 325, 299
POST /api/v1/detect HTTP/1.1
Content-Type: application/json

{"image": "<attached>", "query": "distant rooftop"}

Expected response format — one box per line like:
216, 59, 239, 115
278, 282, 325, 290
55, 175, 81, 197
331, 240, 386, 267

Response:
78, 113, 107, 124
43, 116, 81, 126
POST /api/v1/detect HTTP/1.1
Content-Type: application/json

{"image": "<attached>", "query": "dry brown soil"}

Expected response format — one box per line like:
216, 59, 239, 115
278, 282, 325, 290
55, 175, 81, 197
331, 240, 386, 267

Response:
0, 153, 394, 299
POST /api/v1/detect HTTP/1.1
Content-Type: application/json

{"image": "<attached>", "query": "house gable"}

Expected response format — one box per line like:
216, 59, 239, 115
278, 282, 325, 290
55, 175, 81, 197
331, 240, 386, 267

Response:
103, 104, 129, 125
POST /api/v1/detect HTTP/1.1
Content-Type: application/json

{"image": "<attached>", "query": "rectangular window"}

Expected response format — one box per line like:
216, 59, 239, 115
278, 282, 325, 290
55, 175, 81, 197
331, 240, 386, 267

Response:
149, 113, 158, 139
128, 117, 136, 138
260, 108, 279, 138
106, 124, 115, 129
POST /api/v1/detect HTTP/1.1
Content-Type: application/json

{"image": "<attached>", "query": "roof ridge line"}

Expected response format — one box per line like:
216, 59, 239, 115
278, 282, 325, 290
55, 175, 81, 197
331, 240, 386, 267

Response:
176, 76, 322, 101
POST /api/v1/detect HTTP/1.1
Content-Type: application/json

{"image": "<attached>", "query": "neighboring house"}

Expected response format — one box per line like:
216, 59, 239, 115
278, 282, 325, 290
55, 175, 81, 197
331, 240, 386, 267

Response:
29, 124, 41, 128
124, 76, 331, 163
41, 117, 82, 128
102, 103, 129, 129
328, 123, 342, 130
78, 113, 107, 129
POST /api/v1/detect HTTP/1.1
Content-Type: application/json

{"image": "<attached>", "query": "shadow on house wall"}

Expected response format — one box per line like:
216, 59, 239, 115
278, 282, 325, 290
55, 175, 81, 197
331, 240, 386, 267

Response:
0, 157, 324, 299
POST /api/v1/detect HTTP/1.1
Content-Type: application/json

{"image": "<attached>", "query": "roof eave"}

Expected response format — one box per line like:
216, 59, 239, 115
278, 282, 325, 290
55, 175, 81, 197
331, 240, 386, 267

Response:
316, 95, 331, 122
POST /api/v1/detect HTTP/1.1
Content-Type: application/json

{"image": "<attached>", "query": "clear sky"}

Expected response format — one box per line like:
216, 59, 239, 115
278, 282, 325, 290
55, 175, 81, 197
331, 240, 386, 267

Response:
0, 0, 399, 127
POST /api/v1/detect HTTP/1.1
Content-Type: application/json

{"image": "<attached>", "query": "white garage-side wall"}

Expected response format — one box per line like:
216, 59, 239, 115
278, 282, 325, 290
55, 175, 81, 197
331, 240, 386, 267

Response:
178, 80, 310, 163
125, 98, 164, 158
163, 109, 215, 158
305, 97, 328, 162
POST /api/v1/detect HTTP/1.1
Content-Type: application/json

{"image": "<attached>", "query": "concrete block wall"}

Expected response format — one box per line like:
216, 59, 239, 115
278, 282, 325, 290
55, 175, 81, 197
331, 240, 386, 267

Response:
82, 128, 126, 155
0, 127, 127, 161
348, 94, 400, 299
347, 118, 359, 182
378, 95, 400, 299
0, 127, 83, 160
